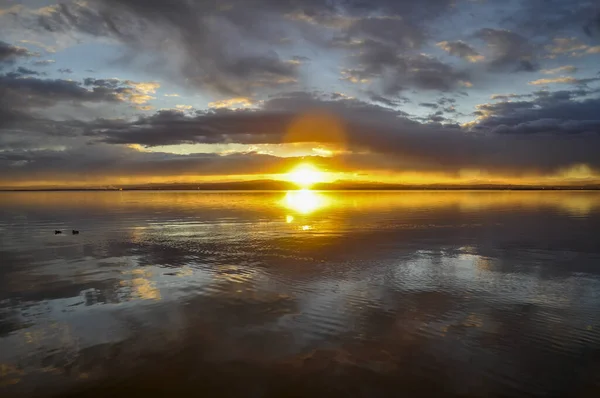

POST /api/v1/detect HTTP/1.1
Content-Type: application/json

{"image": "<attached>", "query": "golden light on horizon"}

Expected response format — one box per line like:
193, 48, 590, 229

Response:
285, 163, 327, 188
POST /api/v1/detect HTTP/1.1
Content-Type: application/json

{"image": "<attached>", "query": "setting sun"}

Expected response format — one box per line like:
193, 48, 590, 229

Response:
285, 164, 327, 188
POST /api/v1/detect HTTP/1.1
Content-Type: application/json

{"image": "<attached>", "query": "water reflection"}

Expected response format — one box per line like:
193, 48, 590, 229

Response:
1, 190, 600, 216
1, 191, 600, 397
120, 269, 161, 301
282, 189, 329, 215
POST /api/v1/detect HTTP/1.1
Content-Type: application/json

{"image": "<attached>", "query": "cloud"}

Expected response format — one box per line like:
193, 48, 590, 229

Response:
0, 74, 163, 134
2, 86, 600, 185
33, 59, 55, 66
342, 40, 470, 95
437, 41, 484, 62
19, 39, 56, 54
528, 76, 600, 86
474, 29, 538, 72
2, 0, 600, 185
35, 0, 303, 96
545, 37, 600, 57
0, 144, 340, 184
345, 16, 426, 50
368, 93, 409, 108
83, 78, 121, 88
470, 88, 600, 137
0, 74, 121, 110
6, 66, 42, 78
584, 46, 600, 54
58, 68, 73, 74
0, 41, 39, 65
66, 91, 600, 175
541, 65, 578, 74
208, 97, 255, 109
83, 78, 159, 106
490, 93, 531, 101
290, 55, 310, 64
27, 0, 465, 97
116, 80, 160, 105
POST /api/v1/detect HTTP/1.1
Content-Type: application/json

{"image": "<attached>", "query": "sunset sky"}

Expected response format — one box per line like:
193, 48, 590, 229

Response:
1, 0, 600, 188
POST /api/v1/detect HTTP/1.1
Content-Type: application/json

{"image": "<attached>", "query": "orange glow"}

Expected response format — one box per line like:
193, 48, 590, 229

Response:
1, 162, 600, 189
283, 111, 347, 150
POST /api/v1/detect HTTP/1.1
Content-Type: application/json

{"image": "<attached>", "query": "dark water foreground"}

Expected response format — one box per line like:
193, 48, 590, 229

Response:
1, 191, 600, 397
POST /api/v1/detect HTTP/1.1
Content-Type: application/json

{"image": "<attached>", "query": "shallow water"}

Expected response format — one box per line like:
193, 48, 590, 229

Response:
1, 190, 600, 397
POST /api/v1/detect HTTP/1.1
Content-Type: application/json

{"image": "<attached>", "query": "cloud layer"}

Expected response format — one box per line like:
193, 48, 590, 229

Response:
0, 0, 599, 186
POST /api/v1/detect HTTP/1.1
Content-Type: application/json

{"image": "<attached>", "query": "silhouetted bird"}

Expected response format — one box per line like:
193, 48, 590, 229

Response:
55, 230, 62, 234
72, 230, 79, 235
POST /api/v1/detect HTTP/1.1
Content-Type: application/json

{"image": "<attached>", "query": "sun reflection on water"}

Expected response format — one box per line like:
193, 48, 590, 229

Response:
282, 189, 329, 215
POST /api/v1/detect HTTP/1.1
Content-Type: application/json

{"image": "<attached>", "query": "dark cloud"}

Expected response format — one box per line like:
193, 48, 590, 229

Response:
474, 28, 538, 72
342, 40, 470, 94
83, 77, 122, 88
472, 88, 600, 136
58, 68, 73, 74
0, 74, 121, 110
61, 91, 599, 175
0, 145, 322, 181
0, 74, 160, 136
5, 66, 42, 78
428, 114, 447, 123
0, 41, 38, 66
368, 94, 406, 107
1, 85, 600, 184
35, 0, 307, 96
437, 97, 456, 106
30, 0, 462, 97
419, 102, 439, 109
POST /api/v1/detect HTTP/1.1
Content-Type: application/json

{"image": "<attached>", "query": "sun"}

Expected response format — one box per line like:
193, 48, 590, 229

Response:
286, 164, 326, 188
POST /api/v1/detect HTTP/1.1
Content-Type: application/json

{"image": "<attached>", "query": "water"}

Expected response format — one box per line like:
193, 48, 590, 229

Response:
1, 190, 600, 397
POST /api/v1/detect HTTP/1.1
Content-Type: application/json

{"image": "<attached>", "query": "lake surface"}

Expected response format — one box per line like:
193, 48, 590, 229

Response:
1, 190, 600, 397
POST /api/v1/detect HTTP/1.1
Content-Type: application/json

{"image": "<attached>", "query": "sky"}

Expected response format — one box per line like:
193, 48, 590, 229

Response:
0, 0, 600, 188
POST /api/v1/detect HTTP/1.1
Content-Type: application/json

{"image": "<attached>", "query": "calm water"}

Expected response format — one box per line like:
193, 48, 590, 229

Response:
1, 191, 600, 397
